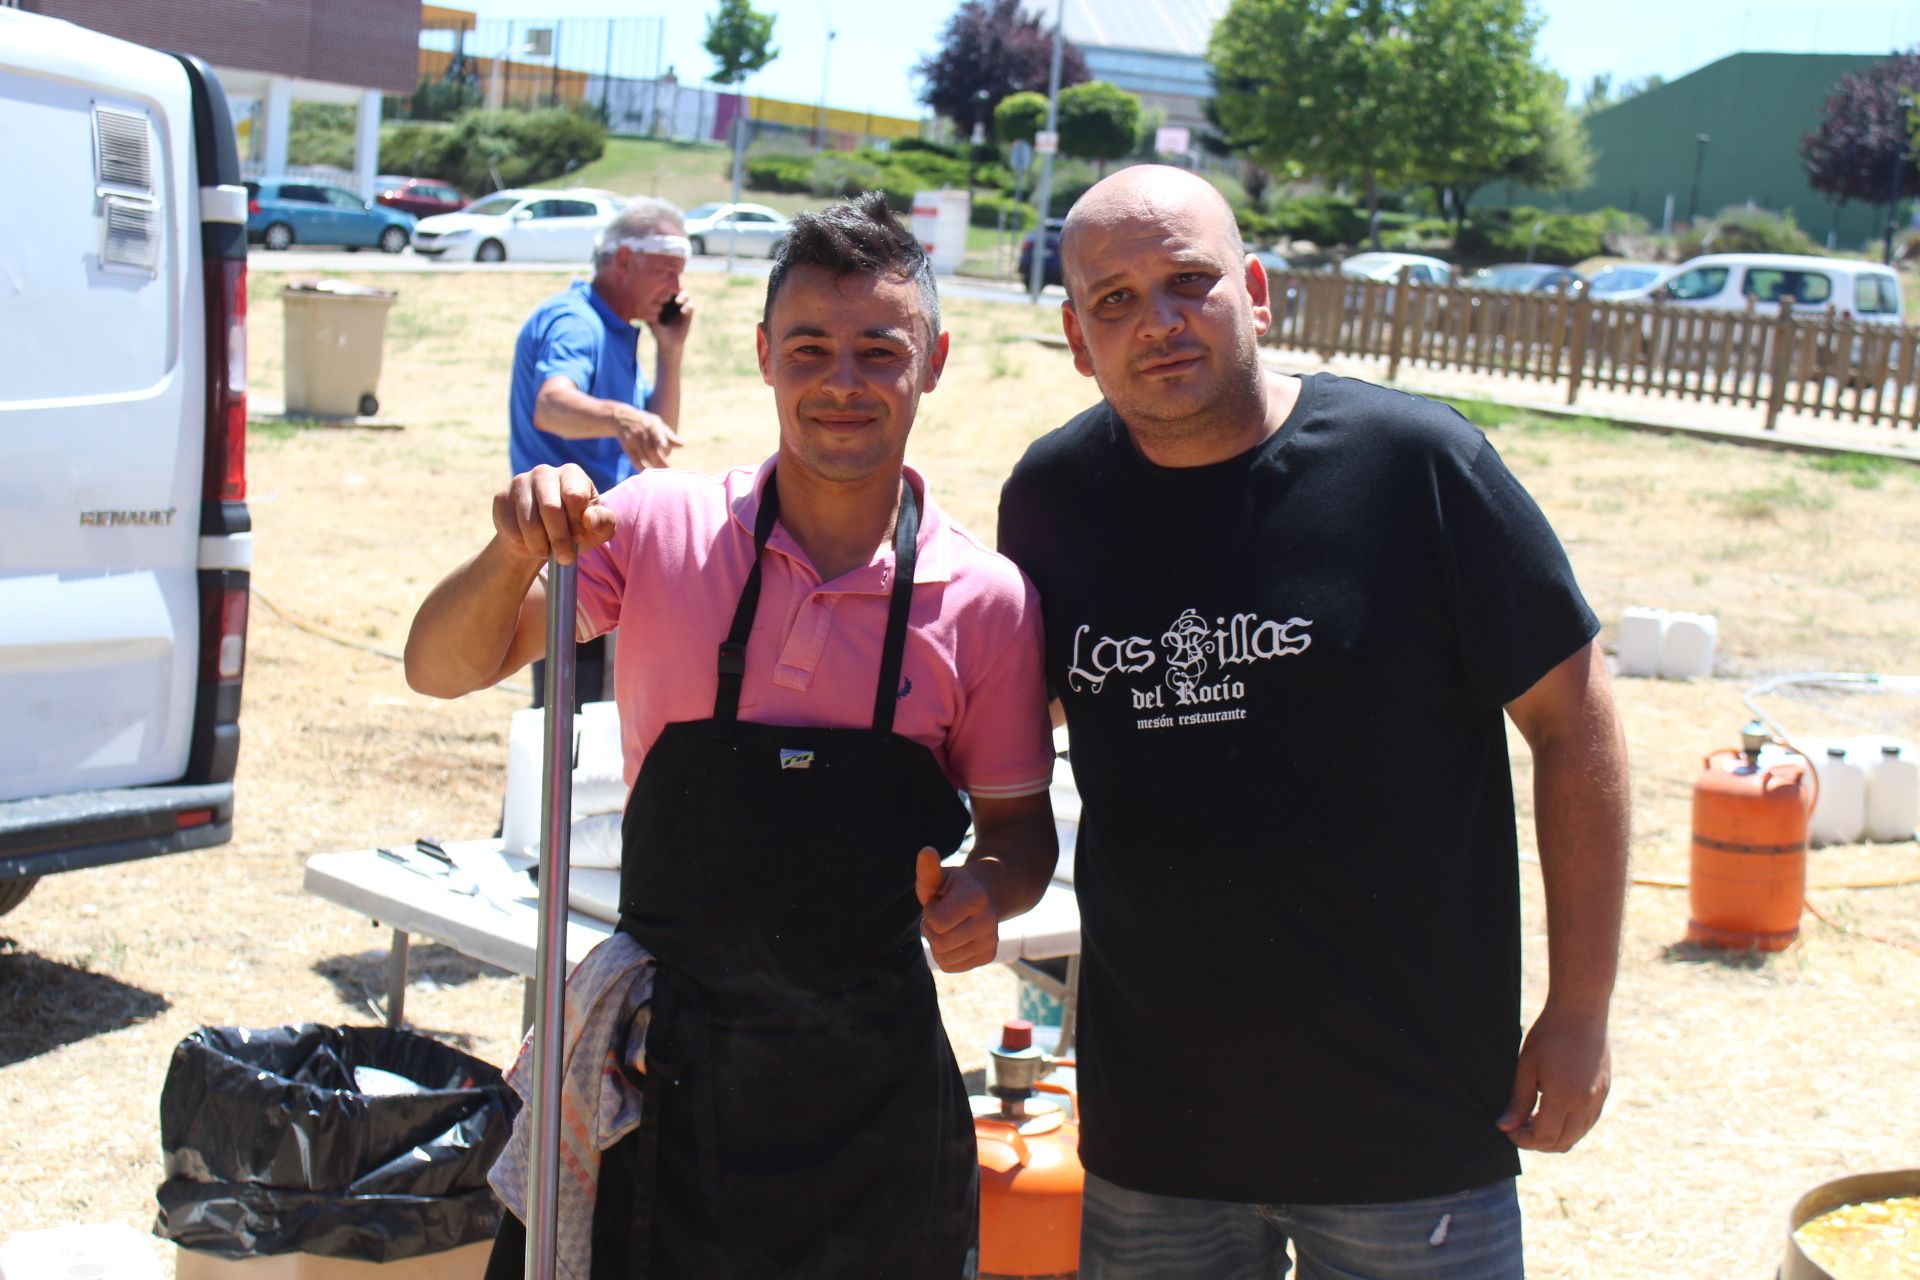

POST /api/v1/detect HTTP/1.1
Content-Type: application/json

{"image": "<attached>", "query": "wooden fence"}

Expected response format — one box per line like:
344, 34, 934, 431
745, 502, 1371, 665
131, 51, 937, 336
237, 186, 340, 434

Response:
1260, 273, 1920, 432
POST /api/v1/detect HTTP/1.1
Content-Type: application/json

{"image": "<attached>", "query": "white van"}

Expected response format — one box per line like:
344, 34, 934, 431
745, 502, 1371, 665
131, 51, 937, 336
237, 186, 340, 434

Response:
1644, 253, 1905, 325
0, 12, 251, 916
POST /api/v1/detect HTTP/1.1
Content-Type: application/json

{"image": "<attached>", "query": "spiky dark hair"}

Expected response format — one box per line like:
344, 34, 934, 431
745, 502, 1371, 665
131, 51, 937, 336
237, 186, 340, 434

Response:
762, 191, 940, 337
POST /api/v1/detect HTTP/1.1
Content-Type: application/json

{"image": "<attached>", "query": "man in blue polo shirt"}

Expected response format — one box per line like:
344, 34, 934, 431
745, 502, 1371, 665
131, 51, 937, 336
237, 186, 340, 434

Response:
508, 196, 694, 705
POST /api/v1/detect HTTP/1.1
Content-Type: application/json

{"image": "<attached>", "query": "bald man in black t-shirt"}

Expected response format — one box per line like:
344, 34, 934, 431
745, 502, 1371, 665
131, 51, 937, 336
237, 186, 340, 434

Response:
998, 166, 1630, 1280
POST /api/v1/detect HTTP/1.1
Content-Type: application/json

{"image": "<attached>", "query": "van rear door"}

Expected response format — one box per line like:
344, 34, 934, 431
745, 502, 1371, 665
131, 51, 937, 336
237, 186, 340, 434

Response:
0, 14, 249, 886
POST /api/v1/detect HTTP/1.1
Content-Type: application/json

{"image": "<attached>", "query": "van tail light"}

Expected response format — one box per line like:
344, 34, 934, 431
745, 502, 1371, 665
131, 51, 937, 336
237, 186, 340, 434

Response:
206, 581, 250, 685
204, 257, 246, 502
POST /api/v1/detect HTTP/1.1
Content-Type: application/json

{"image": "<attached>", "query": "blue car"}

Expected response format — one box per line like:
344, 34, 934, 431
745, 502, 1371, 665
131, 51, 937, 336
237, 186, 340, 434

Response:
1017, 218, 1066, 288
246, 179, 416, 252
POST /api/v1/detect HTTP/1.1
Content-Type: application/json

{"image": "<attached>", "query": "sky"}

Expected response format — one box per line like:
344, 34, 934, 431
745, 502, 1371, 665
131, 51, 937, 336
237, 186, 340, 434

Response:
451, 0, 1919, 124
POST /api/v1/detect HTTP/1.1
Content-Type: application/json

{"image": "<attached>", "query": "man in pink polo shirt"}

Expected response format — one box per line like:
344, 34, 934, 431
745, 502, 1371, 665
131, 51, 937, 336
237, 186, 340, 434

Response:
406, 193, 1055, 1277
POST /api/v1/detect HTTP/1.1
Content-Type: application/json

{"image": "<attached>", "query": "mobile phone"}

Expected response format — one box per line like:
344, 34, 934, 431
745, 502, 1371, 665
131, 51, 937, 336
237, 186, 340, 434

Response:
657, 296, 683, 326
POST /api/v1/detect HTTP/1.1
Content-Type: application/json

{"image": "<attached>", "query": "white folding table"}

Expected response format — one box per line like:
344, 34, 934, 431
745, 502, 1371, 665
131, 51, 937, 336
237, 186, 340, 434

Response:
303, 838, 1083, 1040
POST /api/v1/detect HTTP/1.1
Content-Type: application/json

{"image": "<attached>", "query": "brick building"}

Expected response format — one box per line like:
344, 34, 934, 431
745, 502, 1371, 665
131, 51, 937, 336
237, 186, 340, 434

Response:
16, 0, 418, 197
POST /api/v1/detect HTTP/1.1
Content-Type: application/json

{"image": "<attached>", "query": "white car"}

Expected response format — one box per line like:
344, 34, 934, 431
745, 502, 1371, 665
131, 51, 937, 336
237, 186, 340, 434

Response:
1637, 253, 1904, 324
1337, 251, 1453, 286
411, 187, 625, 263
683, 201, 790, 258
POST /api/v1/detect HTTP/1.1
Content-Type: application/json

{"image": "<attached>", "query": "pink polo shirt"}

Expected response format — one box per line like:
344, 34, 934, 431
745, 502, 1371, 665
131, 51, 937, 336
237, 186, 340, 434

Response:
572, 457, 1054, 800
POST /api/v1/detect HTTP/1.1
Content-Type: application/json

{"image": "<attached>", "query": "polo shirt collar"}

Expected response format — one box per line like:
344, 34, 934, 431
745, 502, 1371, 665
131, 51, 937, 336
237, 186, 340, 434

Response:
579, 280, 632, 336
730, 455, 954, 589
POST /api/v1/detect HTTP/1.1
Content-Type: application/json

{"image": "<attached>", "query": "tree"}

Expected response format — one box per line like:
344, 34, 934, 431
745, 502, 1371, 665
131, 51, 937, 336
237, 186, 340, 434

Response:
1440, 70, 1594, 226
994, 90, 1048, 145
704, 0, 778, 88
1058, 81, 1141, 173
1801, 49, 1920, 257
1208, 0, 1544, 246
916, 0, 1088, 129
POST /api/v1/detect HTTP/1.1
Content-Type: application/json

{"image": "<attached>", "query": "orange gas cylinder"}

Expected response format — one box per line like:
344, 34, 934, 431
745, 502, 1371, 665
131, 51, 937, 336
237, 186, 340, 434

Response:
1687, 722, 1814, 951
975, 1020, 1083, 1279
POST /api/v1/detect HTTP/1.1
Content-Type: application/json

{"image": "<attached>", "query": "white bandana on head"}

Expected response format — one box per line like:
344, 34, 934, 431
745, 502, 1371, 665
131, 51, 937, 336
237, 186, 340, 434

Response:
609, 234, 691, 260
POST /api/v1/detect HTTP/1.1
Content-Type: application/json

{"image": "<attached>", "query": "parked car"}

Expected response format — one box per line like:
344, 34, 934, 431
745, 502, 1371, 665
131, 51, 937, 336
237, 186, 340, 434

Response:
376, 175, 467, 218
1018, 218, 1067, 288
1338, 251, 1454, 286
1644, 253, 1905, 324
1251, 248, 1291, 276
683, 201, 791, 257
1585, 262, 1668, 298
411, 188, 625, 263
3, 9, 251, 917
1468, 262, 1584, 293
246, 178, 416, 252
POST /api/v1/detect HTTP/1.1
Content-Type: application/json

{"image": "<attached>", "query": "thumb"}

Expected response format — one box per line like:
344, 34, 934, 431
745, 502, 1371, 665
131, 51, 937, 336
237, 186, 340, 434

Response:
578, 499, 617, 550
914, 848, 945, 908
1498, 1052, 1538, 1132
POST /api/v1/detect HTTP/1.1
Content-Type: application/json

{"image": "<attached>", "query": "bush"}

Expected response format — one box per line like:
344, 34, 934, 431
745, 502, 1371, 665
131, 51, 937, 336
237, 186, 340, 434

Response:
744, 155, 812, 193
382, 108, 606, 193
1270, 194, 1366, 246
892, 137, 960, 159
864, 145, 972, 189
973, 191, 1036, 230
409, 76, 481, 123
1382, 218, 1455, 252
808, 153, 887, 198
1457, 208, 1604, 265
1678, 206, 1819, 258
378, 122, 460, 178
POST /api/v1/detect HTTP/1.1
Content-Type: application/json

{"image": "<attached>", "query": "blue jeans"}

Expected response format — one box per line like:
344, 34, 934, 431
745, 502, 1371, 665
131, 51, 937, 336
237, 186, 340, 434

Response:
1079, 1171, 1524, 1280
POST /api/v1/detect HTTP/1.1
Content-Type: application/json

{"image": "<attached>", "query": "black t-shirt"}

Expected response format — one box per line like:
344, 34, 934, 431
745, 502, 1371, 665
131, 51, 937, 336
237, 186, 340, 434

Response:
997, 373, 1600, 1205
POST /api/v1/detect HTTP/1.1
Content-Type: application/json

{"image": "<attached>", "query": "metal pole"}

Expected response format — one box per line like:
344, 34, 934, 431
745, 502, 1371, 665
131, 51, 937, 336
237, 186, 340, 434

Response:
1884, 96, 1913, 267
525, 559, 577, 1280
815, 24, 835, 147
601, 19, 614, 125
1686, 132, 1709, 226
1026, 0, 1066, 302
727, 103, 747, 273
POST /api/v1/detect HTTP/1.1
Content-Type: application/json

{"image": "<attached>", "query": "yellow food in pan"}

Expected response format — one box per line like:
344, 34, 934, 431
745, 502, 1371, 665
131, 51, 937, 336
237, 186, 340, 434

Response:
1794, 1195, 1920, 1279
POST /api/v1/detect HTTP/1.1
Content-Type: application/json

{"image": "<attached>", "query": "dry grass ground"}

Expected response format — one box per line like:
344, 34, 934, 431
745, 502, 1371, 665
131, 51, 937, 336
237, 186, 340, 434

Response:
2, 266, 1918, 1277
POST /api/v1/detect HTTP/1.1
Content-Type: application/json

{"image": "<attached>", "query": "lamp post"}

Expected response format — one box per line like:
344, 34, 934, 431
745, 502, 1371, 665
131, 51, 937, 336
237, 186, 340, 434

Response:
1886, 94, 1915, 267
814, 22, 835, 148
1685, 131, 1710, 226
1026, 0, 1066, 302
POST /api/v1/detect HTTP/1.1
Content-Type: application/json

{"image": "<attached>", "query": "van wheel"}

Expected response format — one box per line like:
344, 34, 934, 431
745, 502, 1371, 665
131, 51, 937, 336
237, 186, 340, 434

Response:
263, 222, 294, 251
379, 226, 409, 254
689, 236, 706, 256
476, 239, 506, 263
0, 876, 39, 918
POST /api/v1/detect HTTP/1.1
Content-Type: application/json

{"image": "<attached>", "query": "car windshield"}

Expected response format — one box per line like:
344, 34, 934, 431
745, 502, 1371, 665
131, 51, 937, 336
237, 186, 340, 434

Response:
465, 195, 523, 217
686, 202, 725, 220
1590, 267, 1660, 293
1475, 267, 1548, 290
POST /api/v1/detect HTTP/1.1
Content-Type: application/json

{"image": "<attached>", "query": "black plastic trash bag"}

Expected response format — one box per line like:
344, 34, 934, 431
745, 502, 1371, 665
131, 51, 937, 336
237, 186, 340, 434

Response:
154, 1024, 517, 1262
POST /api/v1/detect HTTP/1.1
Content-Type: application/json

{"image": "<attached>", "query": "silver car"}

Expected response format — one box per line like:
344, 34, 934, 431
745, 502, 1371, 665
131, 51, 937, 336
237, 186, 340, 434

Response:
684, 202, 790, 258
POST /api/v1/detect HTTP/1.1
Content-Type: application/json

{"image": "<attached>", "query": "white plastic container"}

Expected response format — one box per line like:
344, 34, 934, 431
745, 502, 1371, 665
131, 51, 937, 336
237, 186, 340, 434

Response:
502, 701, 626, 854
0, 1223, 162, 1280
1864, 743, 1919, 843
1808, 745, 1868, 847
909, 189, 970, 276
1658, 612, 1718, 680
1616, 608, 1666, 677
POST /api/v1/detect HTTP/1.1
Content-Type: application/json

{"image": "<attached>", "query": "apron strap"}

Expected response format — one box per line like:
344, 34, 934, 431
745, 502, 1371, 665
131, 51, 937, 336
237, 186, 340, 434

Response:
712, 468, 922, 736
712, 478, 783, 722
870, 479, 920, 737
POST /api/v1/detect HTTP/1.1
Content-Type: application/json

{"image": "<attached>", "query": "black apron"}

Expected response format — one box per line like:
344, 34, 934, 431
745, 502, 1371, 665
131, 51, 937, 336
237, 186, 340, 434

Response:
528, 472, 977, 1279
